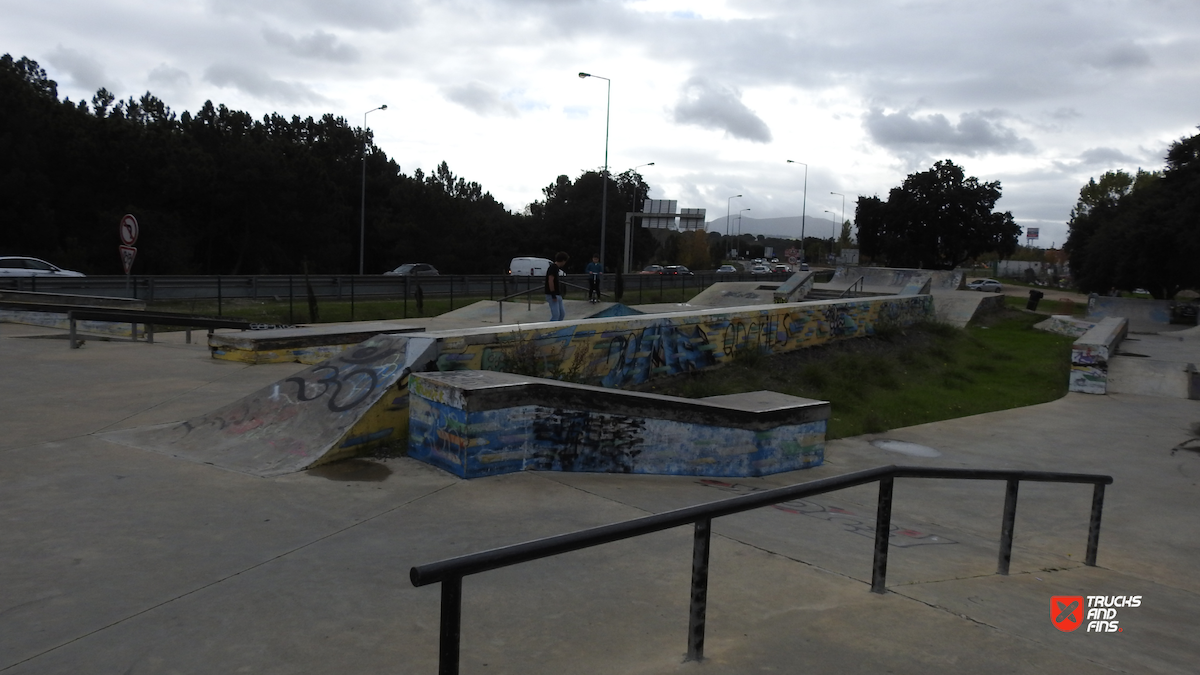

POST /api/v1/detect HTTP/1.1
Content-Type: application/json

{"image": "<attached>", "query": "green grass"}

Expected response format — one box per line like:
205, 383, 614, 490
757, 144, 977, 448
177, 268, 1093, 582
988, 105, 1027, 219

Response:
638, 309, 1075, 439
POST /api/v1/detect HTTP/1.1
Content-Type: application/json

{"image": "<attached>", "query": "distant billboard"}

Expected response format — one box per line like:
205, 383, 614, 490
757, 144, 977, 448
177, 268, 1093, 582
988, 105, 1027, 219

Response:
1027, 227, 1040, 240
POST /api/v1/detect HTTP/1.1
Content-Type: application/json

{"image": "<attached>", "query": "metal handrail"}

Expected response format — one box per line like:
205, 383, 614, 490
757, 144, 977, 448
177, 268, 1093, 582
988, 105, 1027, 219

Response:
496, 279, 601, 322
839, 275, 866, 298
410, 464, 1112, 674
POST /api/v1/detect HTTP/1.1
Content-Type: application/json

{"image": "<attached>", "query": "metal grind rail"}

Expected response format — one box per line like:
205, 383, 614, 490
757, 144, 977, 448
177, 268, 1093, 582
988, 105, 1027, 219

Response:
410, 465, 1112, 674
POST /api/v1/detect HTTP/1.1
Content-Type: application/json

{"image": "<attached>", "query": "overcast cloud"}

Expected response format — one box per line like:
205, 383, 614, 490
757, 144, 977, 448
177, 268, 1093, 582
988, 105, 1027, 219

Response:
4, 0, 1199, 248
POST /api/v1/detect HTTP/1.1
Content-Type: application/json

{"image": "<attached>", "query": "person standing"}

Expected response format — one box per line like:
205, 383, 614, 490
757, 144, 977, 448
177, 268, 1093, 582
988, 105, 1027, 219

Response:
545, 251, 569, 321
585, 253, 603, 303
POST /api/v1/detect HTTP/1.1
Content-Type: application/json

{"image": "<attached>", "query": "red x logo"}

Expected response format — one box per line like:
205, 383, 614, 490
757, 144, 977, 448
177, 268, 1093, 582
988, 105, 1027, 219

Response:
1051, 596, 1084, 632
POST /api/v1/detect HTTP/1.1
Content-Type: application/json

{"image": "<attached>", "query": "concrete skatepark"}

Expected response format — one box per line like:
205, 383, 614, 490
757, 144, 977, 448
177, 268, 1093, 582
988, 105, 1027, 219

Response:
2, 273, 1198, 673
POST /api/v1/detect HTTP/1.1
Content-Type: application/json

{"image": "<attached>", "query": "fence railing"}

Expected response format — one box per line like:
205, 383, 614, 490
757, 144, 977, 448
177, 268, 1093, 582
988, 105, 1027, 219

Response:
409, 464, 1112, 675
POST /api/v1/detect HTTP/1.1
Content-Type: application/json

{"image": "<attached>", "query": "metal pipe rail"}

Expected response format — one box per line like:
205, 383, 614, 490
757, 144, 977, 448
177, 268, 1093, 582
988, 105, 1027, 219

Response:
839, 275, 866, 298
409, 464, 1112, 674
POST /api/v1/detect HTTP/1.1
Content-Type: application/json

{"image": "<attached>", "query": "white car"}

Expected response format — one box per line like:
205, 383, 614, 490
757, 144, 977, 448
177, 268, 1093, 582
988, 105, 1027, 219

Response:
750, 264, 771, 274
0, 256, 85, 277
967, 278, 1003, 292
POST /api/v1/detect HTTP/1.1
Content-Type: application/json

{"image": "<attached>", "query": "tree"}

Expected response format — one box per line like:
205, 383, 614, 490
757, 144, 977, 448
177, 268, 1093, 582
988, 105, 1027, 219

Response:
1065, 130, 1200, 297
855, 159, 1020, 269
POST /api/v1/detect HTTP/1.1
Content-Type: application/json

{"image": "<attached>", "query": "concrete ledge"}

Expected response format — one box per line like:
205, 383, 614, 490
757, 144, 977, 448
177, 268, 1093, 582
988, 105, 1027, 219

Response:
408, 370, 828, 478
1069, 317, 1128, 394
208, 321, 425, 364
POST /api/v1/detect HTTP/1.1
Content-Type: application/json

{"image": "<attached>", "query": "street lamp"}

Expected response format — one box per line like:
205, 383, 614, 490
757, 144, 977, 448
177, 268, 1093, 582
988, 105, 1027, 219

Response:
830, 191, 845, 239
824, 210, 838, 262
579, 72, 611, 269
726, 194, 742, 257
625, 162, 655, 274
360, 104, 387, 275
786, 160, 808, 262
739, 208, 751, 257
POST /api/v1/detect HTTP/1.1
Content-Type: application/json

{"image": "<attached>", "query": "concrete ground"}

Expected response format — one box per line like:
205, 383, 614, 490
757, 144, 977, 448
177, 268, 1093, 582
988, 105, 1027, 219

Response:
2, 320, 1198, 674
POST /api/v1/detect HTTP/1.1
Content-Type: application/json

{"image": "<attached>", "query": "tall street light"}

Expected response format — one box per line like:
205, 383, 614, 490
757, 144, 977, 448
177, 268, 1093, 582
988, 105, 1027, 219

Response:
738, 208, 751, 257
579, 72, 611, 269
627, 162, 655, 214
726, 194, 742, 258
360, 104, 387, 275
830, 191, 845, 238
625, 162, 655, 273
824, 210, 838, 262
786, 160, 807, 262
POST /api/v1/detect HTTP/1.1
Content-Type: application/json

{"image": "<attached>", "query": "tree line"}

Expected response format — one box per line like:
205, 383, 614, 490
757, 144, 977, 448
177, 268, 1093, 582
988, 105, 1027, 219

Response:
1064, 129, 1200, 298
0, 54, 684, 276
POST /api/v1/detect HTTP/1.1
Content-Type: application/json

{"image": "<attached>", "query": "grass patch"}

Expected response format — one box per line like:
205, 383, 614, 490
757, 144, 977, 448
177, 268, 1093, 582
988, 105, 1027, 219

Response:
636, 309, 1074, 439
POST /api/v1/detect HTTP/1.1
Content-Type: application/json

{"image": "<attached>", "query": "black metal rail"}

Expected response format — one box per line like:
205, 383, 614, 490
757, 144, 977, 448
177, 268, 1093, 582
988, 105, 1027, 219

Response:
410, 464, 1112, 674
67, 309, 252, 348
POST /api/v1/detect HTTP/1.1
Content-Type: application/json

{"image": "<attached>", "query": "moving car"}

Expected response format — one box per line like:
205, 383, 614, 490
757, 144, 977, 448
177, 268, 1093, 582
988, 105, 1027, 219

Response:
750, 264, 771, 274
659, 265, 694, 276
716, 264, 738, 274
967, 278, 1003, 292
0, 256, 85, 277
641, 265, 663, 274
384, 263, 439, 276
773, 264, 790, 274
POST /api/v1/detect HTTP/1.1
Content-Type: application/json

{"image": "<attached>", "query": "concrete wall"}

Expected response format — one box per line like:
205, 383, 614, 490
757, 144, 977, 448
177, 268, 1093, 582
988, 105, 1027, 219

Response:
431, 295, 935, 389
407, 371, 828, 478
1069, 317, 1128, 395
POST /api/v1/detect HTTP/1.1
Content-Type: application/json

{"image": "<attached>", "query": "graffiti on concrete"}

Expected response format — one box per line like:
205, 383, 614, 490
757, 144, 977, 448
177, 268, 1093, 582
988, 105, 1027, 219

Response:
698, 479, 957, 547
437, 296, 934, 389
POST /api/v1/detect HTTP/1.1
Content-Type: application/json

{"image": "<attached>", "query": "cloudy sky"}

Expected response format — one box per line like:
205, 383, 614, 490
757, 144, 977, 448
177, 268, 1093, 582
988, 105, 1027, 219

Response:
5, 0, 1199, 247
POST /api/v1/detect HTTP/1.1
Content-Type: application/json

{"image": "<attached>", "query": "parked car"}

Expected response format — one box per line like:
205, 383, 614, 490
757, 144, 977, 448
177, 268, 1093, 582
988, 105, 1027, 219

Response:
384, 263, 439, 276
659, 265, 694, 276
750, 264, 771, 274
773, 264, 790, 274
800, 262, 809, 271
716, 264, 738, 274
507, 257, 554, 277
641, 265, 663, 274
0, 256, 85, 277
967, 278, 1003, 292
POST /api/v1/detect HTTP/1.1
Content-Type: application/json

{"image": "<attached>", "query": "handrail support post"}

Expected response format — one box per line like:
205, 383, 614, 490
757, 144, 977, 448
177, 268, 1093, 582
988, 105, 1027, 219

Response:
997, 479, 1019, 575
686, 518, 712, 662
1086, 483, 1105, 566
438, 576, 463, 675
871, 477, 894, 593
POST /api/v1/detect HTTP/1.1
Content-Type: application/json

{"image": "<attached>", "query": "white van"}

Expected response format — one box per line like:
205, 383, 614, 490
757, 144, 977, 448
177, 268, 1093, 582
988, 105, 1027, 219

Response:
508, 256, 555, 277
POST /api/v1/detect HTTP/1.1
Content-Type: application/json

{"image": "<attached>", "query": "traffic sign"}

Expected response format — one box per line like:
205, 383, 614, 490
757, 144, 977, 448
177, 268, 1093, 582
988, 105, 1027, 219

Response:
119, 245, 137, 275
119, 214, 139, 246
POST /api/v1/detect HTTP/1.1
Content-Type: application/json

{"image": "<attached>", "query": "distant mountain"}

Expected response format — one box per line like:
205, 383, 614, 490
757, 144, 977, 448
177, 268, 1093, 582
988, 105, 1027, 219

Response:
707, 215, 841, 240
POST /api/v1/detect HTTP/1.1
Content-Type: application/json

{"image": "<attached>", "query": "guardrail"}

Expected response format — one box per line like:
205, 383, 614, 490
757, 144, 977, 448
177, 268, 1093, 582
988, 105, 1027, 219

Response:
410, 465, 1111, 674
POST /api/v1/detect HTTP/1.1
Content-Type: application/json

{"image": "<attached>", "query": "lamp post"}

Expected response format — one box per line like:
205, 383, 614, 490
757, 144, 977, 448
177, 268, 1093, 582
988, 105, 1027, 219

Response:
726, 194, 742, 258
627, 162, 655, 214
738, 208, 751, 255
824, 210, 838, 262
625, 162, 655, 274
830, 191, 845, 239
786, 160, 807, 263
579, 72, 611, 269
360, 104, 387, 275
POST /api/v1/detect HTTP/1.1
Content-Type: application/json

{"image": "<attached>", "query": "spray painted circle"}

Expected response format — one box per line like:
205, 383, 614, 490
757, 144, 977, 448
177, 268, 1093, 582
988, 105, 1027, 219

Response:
870, 439, 941, 458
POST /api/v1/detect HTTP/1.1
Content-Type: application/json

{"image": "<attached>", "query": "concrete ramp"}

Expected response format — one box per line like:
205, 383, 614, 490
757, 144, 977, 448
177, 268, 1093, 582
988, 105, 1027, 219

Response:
829, 267, 964, 295
684, 281, 782, 308
930, 291, 1005, 328
436, 299, 639, 324
1085, 295, 1181, 334
102, 334, 436, 476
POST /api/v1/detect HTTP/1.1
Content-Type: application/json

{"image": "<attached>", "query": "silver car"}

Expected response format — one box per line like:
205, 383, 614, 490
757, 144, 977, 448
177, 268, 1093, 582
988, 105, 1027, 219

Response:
0, 256, 85, 277
967, 278, 1003, 292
